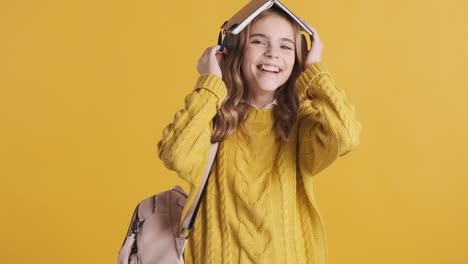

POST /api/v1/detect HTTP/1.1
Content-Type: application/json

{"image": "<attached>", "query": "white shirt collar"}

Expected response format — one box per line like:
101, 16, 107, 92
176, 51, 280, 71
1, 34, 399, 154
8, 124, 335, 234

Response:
242, 99, 278, 110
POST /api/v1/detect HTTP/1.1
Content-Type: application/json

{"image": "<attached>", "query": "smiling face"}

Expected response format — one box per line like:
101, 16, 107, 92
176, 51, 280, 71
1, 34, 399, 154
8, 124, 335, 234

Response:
241, 14, 297, 98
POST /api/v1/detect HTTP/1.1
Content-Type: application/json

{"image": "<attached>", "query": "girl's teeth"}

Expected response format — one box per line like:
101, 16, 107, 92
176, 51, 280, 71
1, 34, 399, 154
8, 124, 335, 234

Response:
260, 65, 280, 73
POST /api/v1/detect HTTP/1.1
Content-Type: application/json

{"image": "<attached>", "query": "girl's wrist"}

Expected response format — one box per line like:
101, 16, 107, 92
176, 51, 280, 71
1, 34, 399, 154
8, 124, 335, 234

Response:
303, 60, 321, 72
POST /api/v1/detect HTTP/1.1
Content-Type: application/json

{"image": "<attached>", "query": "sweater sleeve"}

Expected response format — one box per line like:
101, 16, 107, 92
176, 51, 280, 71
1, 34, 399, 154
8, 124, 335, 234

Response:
295, 61, 362, 178
157, 73, 227, 184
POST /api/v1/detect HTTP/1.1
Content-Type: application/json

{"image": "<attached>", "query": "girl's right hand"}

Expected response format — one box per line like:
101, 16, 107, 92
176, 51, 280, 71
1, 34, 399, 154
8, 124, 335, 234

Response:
197, 45, 227, 79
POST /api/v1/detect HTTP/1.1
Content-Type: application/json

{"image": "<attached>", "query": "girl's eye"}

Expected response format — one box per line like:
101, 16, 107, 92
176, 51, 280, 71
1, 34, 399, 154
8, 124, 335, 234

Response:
252, 40, 265, 45
281, 45, 293, 50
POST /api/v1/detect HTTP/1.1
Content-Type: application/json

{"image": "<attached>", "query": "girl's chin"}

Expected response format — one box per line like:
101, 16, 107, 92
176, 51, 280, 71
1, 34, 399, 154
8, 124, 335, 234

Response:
249, 79, 285, 91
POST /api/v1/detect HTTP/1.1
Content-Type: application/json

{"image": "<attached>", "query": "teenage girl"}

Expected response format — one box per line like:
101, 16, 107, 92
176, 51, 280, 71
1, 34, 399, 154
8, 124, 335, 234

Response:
157, 5, 362, 264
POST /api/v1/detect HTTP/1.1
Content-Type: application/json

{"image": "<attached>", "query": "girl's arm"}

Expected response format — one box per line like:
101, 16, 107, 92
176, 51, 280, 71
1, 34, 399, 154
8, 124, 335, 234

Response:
296, 61, 362, 178
157, 73, 227, 184
295, 20, 361, 178
157, 45, 226, 184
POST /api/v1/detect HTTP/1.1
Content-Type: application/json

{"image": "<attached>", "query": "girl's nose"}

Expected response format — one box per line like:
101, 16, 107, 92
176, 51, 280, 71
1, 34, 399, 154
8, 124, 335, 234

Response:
265, 46, 280, 58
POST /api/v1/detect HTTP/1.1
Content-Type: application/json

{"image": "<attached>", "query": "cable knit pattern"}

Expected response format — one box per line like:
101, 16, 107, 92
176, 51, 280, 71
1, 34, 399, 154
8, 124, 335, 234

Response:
298, 174, 318, 263
235, 121, 273, 263
218, 142, 233, 264
157, 61, 361, 264
157, 73, 226, 184
276, 141, 293, 263
296, 62, 361, 161
191, 200, 202, 263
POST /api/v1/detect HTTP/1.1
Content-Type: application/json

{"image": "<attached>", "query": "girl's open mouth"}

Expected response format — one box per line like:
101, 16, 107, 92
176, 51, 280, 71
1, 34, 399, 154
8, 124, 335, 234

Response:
257, 64, 282, 73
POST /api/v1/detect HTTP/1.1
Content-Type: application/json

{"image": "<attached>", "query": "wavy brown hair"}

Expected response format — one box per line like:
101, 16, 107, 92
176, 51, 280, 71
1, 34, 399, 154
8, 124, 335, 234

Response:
211, 6, 306, 143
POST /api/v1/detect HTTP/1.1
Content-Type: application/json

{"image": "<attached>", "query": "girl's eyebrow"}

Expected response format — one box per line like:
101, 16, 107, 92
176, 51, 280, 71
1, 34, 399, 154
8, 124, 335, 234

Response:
249, 33, 295, 44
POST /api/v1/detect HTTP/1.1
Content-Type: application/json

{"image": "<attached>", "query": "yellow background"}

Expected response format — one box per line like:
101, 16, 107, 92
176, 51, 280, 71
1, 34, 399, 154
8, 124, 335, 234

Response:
1, 0, 467, 263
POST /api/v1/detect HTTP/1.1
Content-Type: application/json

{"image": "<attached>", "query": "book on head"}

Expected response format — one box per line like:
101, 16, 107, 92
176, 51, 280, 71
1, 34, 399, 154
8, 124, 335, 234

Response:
217, 0, 314, 51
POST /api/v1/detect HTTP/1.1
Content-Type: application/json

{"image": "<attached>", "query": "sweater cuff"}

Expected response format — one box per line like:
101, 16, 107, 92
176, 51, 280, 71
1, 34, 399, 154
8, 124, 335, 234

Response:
195, 74, 228, 109
296, 61, 333, 99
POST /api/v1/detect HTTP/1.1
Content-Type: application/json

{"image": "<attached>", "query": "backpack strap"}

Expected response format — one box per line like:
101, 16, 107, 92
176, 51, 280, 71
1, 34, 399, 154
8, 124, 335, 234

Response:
180, 142, 219, 238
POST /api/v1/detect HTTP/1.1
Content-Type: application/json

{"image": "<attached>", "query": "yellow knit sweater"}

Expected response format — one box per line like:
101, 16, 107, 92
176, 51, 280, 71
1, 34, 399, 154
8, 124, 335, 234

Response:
157, 61, 361, 264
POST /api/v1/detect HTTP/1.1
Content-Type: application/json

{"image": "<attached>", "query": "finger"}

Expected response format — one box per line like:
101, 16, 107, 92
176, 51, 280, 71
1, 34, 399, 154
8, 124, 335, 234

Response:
308, 27, 320, 41
212, 45, 221, 53
205, 45, 218, 54
312, 28, 320, 39
215, 52, 222, 64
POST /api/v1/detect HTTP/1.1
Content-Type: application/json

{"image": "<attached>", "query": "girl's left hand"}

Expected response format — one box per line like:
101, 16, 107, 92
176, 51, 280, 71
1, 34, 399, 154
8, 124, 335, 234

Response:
299, 18, 324, 71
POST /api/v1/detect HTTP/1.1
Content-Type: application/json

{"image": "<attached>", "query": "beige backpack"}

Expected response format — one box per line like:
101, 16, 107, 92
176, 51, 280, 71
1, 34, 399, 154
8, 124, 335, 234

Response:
117, 143, 219, 264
